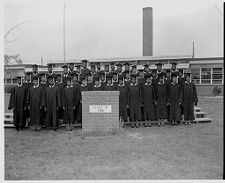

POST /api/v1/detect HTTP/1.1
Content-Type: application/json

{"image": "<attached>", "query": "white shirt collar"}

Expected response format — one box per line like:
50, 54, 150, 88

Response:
33, 84, 39, 88
130, 82, 137, 86
49, 84, 55, 88
94, 84, 101, 88
145, 83, 152, 86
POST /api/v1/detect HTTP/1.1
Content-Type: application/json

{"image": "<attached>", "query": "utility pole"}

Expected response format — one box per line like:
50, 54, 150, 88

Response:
192, 41, 195, 59
63, 2, 66, 64
41, 57, 43, 66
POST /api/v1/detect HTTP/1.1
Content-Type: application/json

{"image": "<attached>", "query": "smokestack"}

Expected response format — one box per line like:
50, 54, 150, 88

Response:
143, 7, 153, 56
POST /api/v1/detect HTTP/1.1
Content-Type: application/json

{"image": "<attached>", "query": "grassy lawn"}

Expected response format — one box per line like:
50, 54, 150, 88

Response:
4, 97, 223, 180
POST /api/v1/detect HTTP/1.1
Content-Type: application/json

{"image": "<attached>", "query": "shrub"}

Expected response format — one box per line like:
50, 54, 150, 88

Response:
212, 86, 222, 95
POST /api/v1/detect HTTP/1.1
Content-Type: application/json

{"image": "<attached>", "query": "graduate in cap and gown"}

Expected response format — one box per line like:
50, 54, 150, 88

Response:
39, 73, 49, 127
128, 74, 141, 128
86, 72, 94, 90
99, 70, 106, 88
116, 63, 124, 78
123, 62, 130, 73
81, 59, 90, 76
68, 62, 75, 76
62, 76, 76, 131
104, 64, 111, 77
111, 71, 118, 87
27, 75, 46, 131
110, 62, 116, 73
46, 63, 56, 80
45, 75, 61, 130
90, 64, 98, 79
96, 62, 101, 73
143, 64, 151, 75
182, 72, 198, 125
55, 74, 64, 124
23, 72, 33, 126
137, 69, 145, 121
140, 73, 156, 127
92, 75, 104, 91
62, 64, 69, 88
170, 62, 179, 75
178, 69, 185, 123
156, 63, 165, 76
104, 74, 116, 91
116, 75, 128, 125
76, 76, 90, 124
75, 64, 82, 82
32, 64, 39, 78
124, 70, 131, 88
130, 65, 138, 75
155, 72, 168, 126
151, 69, 158, 87
168, 72, 183, 126
164, 69, 171, 122
8, 76, 26, 131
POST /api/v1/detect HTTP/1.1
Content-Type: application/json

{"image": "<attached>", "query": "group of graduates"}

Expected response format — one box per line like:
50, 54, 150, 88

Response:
8, 59, 198, 131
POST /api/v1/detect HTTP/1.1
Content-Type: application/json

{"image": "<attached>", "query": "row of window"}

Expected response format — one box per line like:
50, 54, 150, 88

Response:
191, 67, 223, 84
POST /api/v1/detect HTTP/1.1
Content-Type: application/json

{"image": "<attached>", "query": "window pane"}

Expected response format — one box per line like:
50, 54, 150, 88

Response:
201, 79, 211, 84
212, 80, 222, 84
191, 68, 200, 84
201, 68, 211, 79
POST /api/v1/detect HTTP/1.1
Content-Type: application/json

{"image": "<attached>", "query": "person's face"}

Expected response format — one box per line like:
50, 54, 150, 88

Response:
125, 73, 130, 79
113, 75, 117, 81
73, 76, 78, 82
146, 78, 150, 84
88, 75, 92, 81
83, 62, 87, 68
145, 67, 150, 73
159, 77, 163, 83
33, 79, 38, 86
157, 65, 162, 71
172, 76, 177, 83
110, 65, 115, 70
91, 66, 95, 72
118, 79, 123, 84
139, 72, 144, 78
107, 79, 112, 85
33, 67, 38, 73
69, 65, 74, 71
48, 79, 54, 85
82, 79, 86, 85
77, 67, 81, 72
25, 75, 30, 82
132, 68, 136, 73
100, 75, 105, 81
186, 75, 191, 82
97, 64, 100, 70
117, 66, 122, 72
166, 72, 170, 78
63, 67, 68, 73
171, 65, 176, 71
41, 76, 45, 82
125, 65, 130, 71
48, 67, 52, 73
95, 80, 99, 85
179, 71, 183, 77
66, 80, 71, 86
17, 78, 21, 85
131, 77, 136, 83
56, 76, 61, 82
152, 72, 156, 77
105, 66, 109, 72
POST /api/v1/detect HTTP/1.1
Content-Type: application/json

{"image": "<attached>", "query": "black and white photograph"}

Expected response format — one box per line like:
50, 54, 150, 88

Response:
2, 0, 223, 180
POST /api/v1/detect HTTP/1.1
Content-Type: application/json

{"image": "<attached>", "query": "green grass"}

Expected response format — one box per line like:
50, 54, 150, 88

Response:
4, 97, 223, 180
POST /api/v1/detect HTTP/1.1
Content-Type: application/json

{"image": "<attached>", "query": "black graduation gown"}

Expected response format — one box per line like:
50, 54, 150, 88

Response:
168, 83, 183, 122
62, 86, 76, 123
141, 83, 156, 121
128, 83, 141, 121
45, 85, 61, 129
152, 77, 158, 87
164, 78, 171, 120
23, 82, 33, 120
116, 84, 128, 121
138, 77, 145, 87
77, 85, 90, 123
87, 82, 94, 91
55, 82, 64, 121
39, 82, 49, 125
178, 76, 185, 85
8, 87, 16, 125
155, 83, 167, 120
27, 85, 46, 127
182, 82, 198, 120
10, 85, 26, 128
62, 73, 69, 88
112, 81, 118, 88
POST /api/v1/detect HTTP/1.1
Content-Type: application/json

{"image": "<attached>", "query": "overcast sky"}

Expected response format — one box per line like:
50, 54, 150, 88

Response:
4, 0, 223, 64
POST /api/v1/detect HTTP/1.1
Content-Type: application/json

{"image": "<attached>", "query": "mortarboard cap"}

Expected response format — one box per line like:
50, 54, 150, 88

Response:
16, 76, 22, 80
116, 63, 122, 67
39, 72, 46, 77
62, 64, 68, 69
47, 75, 54, 80
32, 64, 38, 68
123, 62, 130, 66
47, 63, 53, 68
143, 64, 149, 68
131, 65, 137, 68
75, 64, 81, 68
104, 64, 110, 67
118, 75, 124, 81
138, 69, 144, 72
171, 62, 177, 66
81, 59, 88, 63
65, 76, 72, 81
110, 62, 115, 65
155, 63, 162, 67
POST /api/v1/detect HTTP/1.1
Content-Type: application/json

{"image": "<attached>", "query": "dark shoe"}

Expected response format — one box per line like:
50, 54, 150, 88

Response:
147, 123, 152, 127
131, 123, 135, 128
135, 122, 139, 128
